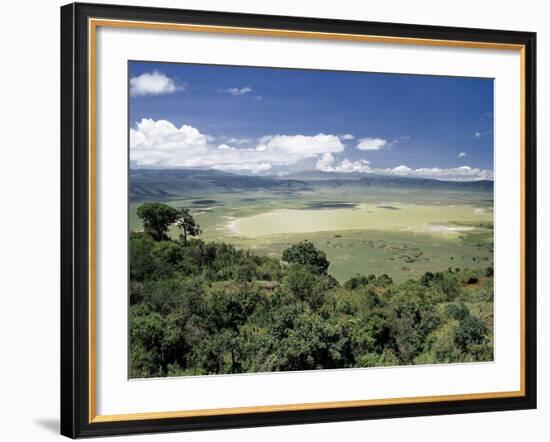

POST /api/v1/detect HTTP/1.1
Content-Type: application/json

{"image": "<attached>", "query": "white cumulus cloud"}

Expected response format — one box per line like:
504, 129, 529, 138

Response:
377, 164, 493, 181
130, 119, 344, 173
314, 154, 492, 181
226, 137, 252, 146
356, 137, 387, 151
256, 134, 344, 158
130, 71, 182, 97
316, 153, 336, 171
340, 134, 355, 140
391, 165, 413, 174
474, 131, 481, 139
459, 152, 467, 158
223, 86, 253, 96
316, 153, 371, 173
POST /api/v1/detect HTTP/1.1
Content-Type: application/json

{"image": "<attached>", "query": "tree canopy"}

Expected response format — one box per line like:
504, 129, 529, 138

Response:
281, 241, 330, 274
136, 202, 178, 241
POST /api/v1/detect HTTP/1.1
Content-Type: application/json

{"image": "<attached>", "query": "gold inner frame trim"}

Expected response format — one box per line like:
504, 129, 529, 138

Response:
88, 17, 527, 424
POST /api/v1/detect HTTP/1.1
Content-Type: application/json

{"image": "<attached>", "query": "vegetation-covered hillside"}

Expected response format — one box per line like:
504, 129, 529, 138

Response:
129, 203, 493, 378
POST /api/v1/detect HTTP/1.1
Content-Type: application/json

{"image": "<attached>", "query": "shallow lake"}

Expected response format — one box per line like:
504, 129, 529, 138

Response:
228, 203, 492, 237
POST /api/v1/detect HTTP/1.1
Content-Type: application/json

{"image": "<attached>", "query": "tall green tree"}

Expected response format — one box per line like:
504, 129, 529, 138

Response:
281, 240, 329, 274
176, 208, 202, 245
136, 202, 178, 241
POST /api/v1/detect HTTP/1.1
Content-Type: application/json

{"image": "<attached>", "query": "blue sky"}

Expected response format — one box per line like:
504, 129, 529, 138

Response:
129, 61, 494, 180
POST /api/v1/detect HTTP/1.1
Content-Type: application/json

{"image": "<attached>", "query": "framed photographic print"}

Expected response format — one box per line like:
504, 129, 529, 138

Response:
60, 2, 537, 438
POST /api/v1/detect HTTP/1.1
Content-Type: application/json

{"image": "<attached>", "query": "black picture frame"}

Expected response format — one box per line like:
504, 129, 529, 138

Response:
61, 2, 537, 438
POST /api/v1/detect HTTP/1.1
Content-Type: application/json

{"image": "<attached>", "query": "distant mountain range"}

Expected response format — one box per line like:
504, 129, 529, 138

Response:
130, 168, 309, 200
130, 168, 493, 201
284, 170, 494, 190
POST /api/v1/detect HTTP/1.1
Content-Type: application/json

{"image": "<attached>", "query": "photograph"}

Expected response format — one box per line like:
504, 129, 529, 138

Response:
128, 61, 495, 379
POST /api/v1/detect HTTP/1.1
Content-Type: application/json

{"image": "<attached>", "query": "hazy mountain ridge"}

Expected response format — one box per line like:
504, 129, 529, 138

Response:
130, 168, 310, 200
286, 170, 493, 190
130, 168, 493, 201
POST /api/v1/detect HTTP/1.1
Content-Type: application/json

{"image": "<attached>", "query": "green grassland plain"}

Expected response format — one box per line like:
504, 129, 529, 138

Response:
130, 186, 493, 284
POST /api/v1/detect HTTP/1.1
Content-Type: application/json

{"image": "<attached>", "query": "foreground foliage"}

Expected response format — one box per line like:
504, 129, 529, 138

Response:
129, 230, 493, 378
